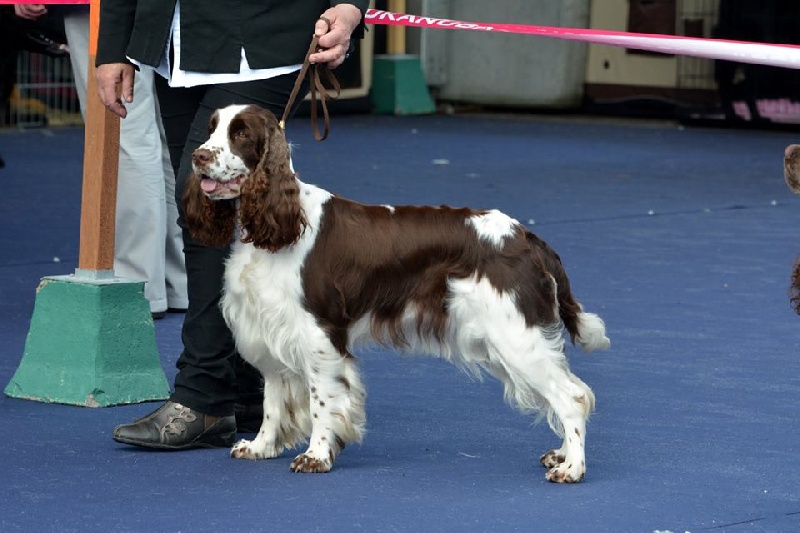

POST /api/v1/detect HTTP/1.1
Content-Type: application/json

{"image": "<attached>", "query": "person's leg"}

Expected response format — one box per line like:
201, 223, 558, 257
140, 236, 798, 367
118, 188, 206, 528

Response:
65, 11, 179, 315
167, 74, 307, 415
153, 78, 242, 417
112, 79, 238, 450
62, 13, 88, 112
115, 69, 173, 313
154, 97, 188, 312
114, 73, 306, 449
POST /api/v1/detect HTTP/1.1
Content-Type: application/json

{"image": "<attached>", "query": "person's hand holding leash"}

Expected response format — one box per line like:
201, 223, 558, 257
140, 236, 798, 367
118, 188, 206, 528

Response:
309, 3, 362, 68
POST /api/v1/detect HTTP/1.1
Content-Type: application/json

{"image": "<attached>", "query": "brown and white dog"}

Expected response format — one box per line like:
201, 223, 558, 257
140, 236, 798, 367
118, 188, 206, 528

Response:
784, 144, 800, 312
184, 104, 610, 483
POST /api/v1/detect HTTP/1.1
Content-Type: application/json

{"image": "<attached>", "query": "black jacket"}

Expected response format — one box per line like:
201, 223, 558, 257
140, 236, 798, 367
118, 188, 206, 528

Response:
96, 0, 370, 73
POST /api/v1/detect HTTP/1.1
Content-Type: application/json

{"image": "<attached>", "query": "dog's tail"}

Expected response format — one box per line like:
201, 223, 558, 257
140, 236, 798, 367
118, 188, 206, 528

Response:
558, 286, 610, 353
533, 235, 610, 353
571, 311, 611, 352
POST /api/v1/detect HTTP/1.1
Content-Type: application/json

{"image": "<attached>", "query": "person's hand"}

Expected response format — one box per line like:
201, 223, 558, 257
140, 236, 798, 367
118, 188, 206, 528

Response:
309, 3, 362, 69
14, 4, 48, 20
95, 63, 135, 118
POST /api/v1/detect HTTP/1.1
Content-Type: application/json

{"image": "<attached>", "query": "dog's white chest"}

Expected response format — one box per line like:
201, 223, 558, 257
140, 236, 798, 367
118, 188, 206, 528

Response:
220, 243, 326, 373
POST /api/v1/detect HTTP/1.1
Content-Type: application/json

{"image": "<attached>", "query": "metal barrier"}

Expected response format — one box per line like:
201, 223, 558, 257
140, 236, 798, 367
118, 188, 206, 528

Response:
1, 50, 82, 128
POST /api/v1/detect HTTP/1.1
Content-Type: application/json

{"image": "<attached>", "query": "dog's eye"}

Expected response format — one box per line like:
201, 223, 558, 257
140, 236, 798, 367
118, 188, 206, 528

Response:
234, 130, 249, 140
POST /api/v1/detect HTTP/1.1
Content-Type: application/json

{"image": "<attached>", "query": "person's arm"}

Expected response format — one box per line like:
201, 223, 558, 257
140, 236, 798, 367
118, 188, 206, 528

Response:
94, 0, 138, 118
95, 0, 137, 65
310, 2, 370, 69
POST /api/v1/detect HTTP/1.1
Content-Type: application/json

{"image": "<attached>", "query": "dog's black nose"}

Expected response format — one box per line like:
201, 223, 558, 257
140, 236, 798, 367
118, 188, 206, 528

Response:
192, 148, 213, 166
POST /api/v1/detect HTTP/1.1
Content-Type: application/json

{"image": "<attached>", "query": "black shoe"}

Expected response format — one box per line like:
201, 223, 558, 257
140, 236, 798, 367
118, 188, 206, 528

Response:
234, 402, 263, 433
112, 401, 236, 450
151, 311, 167, 320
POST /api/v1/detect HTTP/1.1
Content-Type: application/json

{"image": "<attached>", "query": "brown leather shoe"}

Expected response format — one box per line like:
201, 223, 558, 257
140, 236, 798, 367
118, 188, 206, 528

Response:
112, 401, 236, 450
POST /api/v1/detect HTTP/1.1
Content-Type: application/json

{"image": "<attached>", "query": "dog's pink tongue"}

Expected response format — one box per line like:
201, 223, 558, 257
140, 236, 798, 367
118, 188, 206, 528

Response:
200, 178, 219, 193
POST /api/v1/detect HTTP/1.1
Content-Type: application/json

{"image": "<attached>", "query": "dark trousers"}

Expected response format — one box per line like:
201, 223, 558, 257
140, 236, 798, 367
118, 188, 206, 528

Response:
154, 73, 308, 416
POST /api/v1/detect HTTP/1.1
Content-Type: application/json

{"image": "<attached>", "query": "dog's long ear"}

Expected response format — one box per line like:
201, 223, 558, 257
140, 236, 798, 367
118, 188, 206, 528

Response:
182, 173, 237, 247
239, 115, 307, 252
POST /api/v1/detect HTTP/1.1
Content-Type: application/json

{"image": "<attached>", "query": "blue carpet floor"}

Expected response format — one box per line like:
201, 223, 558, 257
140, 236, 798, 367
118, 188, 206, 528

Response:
1, 113, 799, 532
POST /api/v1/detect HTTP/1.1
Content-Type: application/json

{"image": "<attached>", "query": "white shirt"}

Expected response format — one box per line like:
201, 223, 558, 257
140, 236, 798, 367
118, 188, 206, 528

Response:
128, 2, 302, 88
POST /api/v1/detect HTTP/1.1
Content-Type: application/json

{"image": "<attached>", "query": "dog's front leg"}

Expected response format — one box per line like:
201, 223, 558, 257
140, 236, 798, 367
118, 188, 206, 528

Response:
231, 371, 309, 460
290, 354, 366, 473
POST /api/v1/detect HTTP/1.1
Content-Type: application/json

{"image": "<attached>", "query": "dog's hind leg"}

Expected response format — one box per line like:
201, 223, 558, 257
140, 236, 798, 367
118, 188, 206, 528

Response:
231, 369, 310, 460
537, 371, 595, 481
486, 325, 594, 483
290, 352, 366, 473
534, 365, 594, 483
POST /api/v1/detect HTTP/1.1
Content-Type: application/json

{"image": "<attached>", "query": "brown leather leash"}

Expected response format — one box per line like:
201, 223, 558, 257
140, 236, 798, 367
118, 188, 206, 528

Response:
279, 35, 341, 141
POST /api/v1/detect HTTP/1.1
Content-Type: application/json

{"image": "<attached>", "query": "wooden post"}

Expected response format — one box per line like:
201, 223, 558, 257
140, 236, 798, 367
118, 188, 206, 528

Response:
387, 0, 406, 54
4, 0, 170, 406
77, 0, 119, 276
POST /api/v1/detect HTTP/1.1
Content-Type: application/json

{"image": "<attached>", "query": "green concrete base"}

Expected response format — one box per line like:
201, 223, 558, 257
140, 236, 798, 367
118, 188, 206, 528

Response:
371, 54, 436, 115
4, 275, 170, 407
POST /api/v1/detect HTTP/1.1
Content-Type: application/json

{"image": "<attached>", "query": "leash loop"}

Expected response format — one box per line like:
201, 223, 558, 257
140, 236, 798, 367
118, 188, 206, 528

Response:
280, 35, 341, 141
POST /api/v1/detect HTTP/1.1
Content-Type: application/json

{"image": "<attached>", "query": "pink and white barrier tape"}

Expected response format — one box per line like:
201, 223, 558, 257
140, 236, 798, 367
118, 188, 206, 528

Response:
366, 9, 800, 70
6, 3, 800, 69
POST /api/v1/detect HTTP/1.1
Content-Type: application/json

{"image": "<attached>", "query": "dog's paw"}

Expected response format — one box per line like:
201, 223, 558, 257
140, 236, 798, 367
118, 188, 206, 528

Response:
545, 461, 585, 483
230, 439, 279, 460
290, 452, 332, 473
230, 439, 260, 460
539, 449, 565, 469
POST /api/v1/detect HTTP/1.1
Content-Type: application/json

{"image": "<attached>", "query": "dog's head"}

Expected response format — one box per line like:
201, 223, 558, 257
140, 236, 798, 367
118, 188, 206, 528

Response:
183, 104, 306, 251
191, 104, 290, 201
